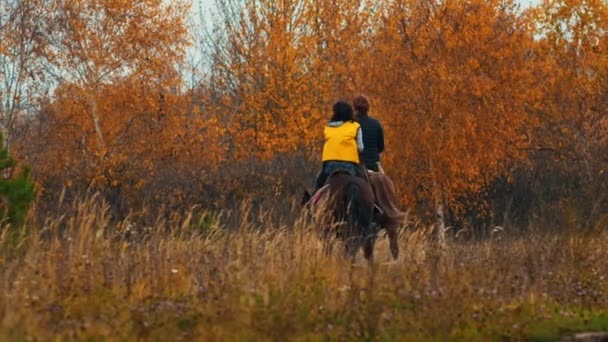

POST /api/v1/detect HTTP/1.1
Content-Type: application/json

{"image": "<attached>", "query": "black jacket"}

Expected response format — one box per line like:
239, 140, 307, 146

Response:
357, 115, 384, 166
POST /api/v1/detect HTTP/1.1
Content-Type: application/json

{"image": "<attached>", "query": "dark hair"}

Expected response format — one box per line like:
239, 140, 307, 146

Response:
331, 101, 354, 122
353, 94, 370, 116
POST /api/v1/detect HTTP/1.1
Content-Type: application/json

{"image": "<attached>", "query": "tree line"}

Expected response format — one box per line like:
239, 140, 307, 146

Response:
1, 0, 607, 235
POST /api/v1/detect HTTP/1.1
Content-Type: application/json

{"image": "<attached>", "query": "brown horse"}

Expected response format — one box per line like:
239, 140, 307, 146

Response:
303, 172, 391, 261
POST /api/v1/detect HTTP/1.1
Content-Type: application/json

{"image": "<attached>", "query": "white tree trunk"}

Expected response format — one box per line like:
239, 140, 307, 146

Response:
430, 158, 446, 246
88, 92, 105, 149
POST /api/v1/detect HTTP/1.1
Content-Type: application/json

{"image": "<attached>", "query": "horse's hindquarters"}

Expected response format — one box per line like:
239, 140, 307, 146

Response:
304, 173, 378, 260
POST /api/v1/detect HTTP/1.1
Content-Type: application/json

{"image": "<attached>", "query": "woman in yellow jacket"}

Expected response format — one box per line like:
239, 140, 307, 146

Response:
313, 101, 364, 190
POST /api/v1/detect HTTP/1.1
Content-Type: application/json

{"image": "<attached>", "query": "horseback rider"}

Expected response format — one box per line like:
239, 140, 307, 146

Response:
353, 95, 385, 173
312, 101, 365, 192
304, 97, 403, 253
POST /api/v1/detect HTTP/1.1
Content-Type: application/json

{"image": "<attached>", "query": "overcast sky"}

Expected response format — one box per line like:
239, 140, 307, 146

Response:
191, 0, 543, 20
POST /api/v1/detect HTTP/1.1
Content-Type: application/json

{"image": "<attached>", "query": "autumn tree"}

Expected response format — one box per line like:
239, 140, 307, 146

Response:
0, 0, 47, 150
199, 0, 568, 233
203, 0, 374, 161
365, 0, 547, 241
6, 0, 605, 228
31, 0, 190, 189
532, 0, 608, 161
527, 0, 608, 229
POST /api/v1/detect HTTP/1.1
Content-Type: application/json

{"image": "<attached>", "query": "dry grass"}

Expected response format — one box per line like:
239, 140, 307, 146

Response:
0, 196, 607, 341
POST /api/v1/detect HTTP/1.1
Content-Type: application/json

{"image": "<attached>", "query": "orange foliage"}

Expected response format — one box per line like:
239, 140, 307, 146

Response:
19, 0, 191, 191
364, 0, 548, 221
5, 0, 608, 223
532, 0, 608, 170
205, 0, 375, 161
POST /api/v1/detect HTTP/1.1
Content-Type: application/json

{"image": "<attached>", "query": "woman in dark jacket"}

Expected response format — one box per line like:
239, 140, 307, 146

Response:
353, 95, 385, 173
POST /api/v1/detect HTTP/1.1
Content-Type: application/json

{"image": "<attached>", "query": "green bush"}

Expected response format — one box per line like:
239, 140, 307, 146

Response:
0, 135, 35, 226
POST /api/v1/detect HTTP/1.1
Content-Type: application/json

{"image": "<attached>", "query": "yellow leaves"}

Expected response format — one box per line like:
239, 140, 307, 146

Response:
206, 0, 372, 162
8, 0, 192, 195
4, 0, 605, 226
360, 0, 550, 215
42, 0, 189, 88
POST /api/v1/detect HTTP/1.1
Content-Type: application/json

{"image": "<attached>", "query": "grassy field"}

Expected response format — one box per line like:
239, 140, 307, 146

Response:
0, 197, 607, 341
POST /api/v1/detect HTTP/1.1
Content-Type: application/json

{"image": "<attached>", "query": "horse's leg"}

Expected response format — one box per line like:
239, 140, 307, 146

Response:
363, 234, 376, 263
386, 223, 400, 260
344, 237, 359, 261
323, 233, 334, 256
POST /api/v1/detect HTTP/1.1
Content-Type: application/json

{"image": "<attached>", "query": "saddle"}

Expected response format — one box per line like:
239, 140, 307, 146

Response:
328, 169, 353, 178
308, 167, 369, 206
317, 167, 384, 213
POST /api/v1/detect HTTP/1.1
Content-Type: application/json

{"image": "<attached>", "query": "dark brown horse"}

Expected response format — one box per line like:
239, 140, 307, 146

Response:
303, 172, 389, 261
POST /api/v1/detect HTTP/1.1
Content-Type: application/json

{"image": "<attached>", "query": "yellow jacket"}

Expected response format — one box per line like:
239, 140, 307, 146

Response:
322, 121, 362, 163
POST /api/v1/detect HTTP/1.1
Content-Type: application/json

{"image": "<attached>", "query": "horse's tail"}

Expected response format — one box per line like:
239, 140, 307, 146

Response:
344, 181, 373, 236
369, 172, 407, 225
